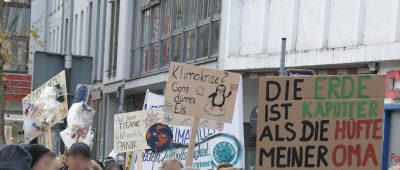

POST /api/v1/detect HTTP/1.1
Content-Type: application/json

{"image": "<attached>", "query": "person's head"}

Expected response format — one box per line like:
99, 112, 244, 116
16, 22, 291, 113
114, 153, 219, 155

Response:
217, 163, 233, 170
24, 144, 56, 170
161, 158, 183, 170
0, 145, 32, 170
66, 142, 92, 170
90, 160, 103, 170
105, 163, 122, 170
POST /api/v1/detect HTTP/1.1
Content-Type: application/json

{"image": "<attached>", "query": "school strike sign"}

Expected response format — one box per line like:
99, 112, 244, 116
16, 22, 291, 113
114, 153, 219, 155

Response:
256, 75, 385, 170
164, 62, 241, 123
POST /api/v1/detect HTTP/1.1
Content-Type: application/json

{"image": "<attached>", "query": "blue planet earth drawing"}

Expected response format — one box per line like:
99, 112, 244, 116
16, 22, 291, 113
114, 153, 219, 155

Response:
146, 123, 173, 152
213, 141, 236, 164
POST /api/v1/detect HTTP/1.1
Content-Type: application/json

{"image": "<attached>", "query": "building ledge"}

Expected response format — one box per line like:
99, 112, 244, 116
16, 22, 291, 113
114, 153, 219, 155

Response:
224, 42, 400, 71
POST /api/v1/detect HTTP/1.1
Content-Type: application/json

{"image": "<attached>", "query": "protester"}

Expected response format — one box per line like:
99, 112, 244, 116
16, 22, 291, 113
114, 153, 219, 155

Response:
0, 145, 32, 170
160, 158, 183, 170
216, 163, 233, 170
105, 163, 122, 170
62, 142, 92, 170
90, 160, 103, 170
24, 144, 57, 170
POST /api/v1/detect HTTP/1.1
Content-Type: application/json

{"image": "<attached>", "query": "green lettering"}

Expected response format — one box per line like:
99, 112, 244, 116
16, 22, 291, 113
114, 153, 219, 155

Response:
302, 101, 312, 118
369, 100, 379, 118
328, 76, 341, 99
315, 77, 326, 99
348, 102, 357, 118
333, 102, 341, 118
325, 101, 333, 115
341, 76, 355, 99
356, 101, 367, 118
315, 101, 327, 117
357, 75, 371, 98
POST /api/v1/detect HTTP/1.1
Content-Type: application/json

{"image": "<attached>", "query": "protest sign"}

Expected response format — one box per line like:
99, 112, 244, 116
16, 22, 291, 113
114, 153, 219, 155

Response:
143, 89, 224, 130
163, 62, 241, 123
114, 110, 157, 153
73, 84, 92, 103
128, 83, 245, 169
22, 70, 68, 142
256, 75, 385, 170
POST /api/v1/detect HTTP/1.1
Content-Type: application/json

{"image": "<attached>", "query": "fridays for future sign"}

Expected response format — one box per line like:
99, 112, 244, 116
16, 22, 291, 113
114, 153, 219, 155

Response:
257, 75, 385, 170
163, 62, 241, 123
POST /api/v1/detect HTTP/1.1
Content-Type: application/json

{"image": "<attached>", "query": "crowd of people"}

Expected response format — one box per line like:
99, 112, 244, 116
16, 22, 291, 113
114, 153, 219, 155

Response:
0, 142, 240, 170
0, 142, 122, 170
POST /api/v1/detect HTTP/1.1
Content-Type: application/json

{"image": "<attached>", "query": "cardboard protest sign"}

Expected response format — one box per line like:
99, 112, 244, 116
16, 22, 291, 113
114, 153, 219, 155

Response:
164, 62, 241, 123
143, 89, 224, 130
114, 110, 155, 153
128, 83, 245, 169
256, 75, 385, 170
22, 70, 68, 142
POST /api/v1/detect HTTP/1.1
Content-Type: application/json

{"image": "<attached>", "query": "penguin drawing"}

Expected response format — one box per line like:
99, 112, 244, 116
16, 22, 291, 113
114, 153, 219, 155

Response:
208, 84, 232, 111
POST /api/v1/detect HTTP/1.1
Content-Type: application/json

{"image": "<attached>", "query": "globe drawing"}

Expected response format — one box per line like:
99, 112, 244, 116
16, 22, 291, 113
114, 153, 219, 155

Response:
213, 142, 236, 163
146, 123, 173, 152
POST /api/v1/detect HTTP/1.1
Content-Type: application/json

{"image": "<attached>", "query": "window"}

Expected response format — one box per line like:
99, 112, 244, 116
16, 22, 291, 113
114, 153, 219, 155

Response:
161, 40, 170, 67
162, 0, 171, 36
184, 30, 195, 61
152, 6, 160, 41
107, 0, 120, 78
174, 0, 183, 31
185, 0, 195, 27
131, 0, 221, 77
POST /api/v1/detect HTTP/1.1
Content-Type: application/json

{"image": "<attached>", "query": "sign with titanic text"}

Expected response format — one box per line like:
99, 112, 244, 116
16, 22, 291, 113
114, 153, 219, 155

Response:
114, 111, 152, 153
163, 62, 241, 123
256, 75, 385, 170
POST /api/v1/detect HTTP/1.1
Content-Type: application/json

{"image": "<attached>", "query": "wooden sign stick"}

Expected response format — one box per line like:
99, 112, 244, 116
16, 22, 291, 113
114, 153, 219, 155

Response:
185, 117, 200, 167
46, 130, 52, 150
137, 150, 143, 170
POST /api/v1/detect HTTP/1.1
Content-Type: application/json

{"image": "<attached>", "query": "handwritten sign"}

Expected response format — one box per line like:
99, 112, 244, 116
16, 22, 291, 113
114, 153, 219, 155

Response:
22, 70, 68, 142
114, 111, 151, 153
163, 62, 241, 123
256, 75, 384, 170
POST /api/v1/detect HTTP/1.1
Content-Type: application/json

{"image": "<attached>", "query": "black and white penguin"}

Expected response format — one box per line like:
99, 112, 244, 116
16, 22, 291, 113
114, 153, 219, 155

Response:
208, 84, 232, 108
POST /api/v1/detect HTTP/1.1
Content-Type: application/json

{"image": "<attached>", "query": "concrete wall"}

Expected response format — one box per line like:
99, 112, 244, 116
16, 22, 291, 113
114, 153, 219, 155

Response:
221, 0, 400, 71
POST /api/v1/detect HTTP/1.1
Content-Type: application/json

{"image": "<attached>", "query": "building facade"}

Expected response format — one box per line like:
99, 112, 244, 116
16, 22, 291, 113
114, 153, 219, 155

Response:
29, 0, 107, 156
3, 0, 32, 144
28, 0, 400, 168
100, 0, 400, 168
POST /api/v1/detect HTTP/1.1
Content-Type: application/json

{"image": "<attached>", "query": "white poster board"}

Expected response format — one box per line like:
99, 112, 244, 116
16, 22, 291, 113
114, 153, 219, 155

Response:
22, 70, 68, 142
129, 79, 245, 169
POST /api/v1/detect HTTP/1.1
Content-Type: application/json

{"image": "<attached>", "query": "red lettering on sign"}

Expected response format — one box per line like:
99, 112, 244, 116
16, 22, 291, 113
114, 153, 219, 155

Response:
385, 70, 400, 98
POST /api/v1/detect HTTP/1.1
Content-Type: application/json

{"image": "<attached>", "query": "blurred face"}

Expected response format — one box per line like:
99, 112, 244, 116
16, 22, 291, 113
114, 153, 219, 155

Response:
163, 161, 182, 170
66, 153, 91, 170
32, 154, 56, 170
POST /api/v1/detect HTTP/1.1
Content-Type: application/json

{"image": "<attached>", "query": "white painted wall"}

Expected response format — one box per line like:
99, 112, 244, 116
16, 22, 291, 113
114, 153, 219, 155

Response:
221, 0, 400, 71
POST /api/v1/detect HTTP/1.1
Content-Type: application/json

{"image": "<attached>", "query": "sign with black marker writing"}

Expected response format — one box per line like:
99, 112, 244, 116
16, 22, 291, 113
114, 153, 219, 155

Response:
256, 75, 385, 170
114, 111, 153, 153
163, 62, 241, 123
